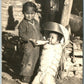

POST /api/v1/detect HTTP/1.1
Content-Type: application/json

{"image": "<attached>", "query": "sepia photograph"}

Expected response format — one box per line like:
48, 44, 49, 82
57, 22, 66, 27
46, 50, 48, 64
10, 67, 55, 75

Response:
2, 0, 83, 84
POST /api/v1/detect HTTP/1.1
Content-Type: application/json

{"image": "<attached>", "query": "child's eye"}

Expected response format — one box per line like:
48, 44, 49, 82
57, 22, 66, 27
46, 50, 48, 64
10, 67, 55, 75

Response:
52, 37, 54, 39
51, 36, 54, 39
31, 12, 35, 14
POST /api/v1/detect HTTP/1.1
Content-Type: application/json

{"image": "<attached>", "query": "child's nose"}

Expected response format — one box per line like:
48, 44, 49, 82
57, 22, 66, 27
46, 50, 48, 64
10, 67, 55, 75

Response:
48, 37, 52, 44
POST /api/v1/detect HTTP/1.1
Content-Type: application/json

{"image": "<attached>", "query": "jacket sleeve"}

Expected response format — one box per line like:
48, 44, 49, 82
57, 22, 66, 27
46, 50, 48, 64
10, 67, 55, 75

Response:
18, 24, 28, 41
36, 21, 43, 40
19, 23, 38, 42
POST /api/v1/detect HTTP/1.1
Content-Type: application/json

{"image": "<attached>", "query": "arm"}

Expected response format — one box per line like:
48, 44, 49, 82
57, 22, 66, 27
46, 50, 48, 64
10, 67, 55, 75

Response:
19, 24, 37, 42
29, 39, 49, 46
19, 24, 28, 42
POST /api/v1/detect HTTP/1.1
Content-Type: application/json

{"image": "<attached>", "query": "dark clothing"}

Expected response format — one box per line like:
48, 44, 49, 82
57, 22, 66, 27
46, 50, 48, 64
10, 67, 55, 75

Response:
18, 19, 41, 77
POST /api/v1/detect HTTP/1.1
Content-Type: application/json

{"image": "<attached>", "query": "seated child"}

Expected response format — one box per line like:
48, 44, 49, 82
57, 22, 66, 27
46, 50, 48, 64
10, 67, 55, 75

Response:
30, 22, 70, 84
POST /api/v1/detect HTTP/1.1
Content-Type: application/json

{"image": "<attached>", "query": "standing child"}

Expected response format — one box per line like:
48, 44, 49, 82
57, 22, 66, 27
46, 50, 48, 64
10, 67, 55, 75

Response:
30, 22, 70, 84
18, 2, 42, 84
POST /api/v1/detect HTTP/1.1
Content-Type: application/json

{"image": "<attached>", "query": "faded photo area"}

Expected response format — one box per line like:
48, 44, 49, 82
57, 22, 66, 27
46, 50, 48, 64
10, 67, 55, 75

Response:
2, 0, 83, 84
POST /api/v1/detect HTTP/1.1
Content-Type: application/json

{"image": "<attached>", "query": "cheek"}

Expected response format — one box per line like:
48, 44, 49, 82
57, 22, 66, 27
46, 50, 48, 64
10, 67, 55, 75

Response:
24, 14, 29, 18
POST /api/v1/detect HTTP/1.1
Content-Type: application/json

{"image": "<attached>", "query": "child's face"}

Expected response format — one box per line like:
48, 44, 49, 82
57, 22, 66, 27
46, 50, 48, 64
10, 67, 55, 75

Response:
24, 6, 35, 21
49, 33, 59, 44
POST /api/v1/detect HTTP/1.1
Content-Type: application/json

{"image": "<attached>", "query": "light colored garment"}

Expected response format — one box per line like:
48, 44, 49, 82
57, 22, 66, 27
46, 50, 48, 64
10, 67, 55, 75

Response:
59, 24, 70, 47
32, 43, 62, 84
32, 24, 70, 84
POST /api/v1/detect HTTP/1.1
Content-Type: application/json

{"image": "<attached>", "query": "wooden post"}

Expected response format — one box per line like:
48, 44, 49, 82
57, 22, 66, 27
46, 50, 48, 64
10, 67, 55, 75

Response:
60, 0, 73, 79
61, 0, 73, 27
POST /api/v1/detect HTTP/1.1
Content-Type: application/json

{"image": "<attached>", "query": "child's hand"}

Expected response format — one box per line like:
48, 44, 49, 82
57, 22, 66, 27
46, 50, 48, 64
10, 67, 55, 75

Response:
29, 39, 36, 44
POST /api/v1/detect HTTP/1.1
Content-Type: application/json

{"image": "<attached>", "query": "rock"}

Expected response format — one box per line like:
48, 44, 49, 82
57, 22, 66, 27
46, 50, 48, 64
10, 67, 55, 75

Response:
69, 14, 83, 34
2, 72, 12, 80
57, 77, 82, 84
2, 78, 20, 84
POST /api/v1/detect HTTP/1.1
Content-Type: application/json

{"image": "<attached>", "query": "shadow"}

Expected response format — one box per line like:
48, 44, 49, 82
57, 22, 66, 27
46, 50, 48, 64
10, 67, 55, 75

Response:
6, 6, 18, 30
2, 52, 23, 79
71, 0, 83, 16
2, 33, 24, 79
35, 0, 65, 29
30, 46, 43, 83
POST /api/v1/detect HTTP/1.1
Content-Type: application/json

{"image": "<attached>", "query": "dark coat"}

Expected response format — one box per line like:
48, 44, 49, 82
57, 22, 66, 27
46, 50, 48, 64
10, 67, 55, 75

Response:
18, 19, 42, 76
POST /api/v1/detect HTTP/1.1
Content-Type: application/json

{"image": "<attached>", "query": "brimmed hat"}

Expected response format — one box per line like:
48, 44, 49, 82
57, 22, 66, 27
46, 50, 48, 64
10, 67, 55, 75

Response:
43, 22, 63, 36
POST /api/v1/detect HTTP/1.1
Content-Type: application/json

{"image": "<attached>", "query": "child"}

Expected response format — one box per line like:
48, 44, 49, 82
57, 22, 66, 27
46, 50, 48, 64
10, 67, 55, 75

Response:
18, 2, 42, 84
30, 22, 70, 84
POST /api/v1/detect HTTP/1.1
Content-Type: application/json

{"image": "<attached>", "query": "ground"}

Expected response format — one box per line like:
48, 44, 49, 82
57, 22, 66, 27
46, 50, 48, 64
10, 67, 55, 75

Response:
2, 33, 83, 84
2, 58, 83, 84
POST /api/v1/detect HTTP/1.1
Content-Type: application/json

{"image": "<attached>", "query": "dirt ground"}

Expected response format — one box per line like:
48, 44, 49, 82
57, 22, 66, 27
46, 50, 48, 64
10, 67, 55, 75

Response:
2, 59, 83, 84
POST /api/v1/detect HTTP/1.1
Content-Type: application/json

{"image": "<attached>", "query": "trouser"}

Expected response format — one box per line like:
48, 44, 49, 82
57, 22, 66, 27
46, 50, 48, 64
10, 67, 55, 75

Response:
32, 72, 56, 84
21, 76, 31, 83
20, 43, 40, 83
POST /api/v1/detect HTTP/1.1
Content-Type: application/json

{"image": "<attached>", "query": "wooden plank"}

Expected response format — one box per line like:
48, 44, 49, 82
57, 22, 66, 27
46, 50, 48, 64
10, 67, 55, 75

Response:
73, 50, 83, 56
2, 29, 19, 36
61, 0, 73, 27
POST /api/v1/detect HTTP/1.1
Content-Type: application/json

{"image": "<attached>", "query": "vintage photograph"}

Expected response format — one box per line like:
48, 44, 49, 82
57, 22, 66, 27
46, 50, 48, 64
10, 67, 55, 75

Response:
2, 0, 83, 84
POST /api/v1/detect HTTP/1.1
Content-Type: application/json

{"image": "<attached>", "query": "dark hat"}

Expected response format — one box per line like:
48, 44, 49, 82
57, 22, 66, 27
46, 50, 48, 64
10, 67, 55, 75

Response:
43, 22, 63, 36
